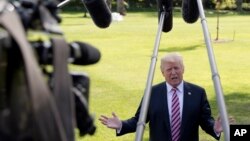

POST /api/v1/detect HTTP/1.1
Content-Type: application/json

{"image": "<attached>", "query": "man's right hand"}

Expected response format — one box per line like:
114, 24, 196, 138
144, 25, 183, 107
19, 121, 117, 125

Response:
99, 112, 122, 130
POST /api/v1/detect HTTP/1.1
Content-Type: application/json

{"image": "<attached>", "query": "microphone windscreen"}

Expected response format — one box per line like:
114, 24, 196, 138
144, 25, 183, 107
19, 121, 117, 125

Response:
158, 0, 173, 32
70, 41, 101, 65
82, 0, 112, 28
182, 0, 199, 23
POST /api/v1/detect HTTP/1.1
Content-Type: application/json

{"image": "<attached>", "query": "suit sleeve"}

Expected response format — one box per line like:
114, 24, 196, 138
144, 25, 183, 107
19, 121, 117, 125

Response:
117, 100, 149, 136
199, 89, 220, 140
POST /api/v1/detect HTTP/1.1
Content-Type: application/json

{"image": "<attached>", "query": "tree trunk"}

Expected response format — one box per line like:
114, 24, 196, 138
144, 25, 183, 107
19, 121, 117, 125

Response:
117, 0, 126, 16
236, 0, 243, 12
106, 0, 112, 10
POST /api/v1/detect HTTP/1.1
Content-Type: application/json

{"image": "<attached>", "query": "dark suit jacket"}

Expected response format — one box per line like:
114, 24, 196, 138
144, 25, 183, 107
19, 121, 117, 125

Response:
117, 81, 220, 141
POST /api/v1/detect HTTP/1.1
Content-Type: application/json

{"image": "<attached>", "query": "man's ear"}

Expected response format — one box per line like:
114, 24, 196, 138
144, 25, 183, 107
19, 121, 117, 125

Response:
160, 66, 164, 75
161, 70, 165, 77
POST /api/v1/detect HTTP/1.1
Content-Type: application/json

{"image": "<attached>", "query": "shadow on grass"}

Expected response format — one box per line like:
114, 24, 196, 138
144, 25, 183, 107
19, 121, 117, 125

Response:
210, 92, 250, 124
225, 92, 250, 124
159, 44, 202, 52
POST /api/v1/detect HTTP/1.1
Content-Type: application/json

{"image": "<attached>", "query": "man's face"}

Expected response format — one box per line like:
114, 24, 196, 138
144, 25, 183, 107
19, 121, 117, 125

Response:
161, 61, 184, 87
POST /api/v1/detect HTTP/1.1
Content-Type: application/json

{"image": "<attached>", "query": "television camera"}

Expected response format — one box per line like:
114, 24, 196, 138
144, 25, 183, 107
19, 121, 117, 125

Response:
0, 0, 109, 140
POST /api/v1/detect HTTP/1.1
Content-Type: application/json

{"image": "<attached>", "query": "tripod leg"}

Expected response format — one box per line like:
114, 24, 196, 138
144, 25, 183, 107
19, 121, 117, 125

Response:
57, 0, 71, 8
134, 11, 166, 141
197, 0, 230, 140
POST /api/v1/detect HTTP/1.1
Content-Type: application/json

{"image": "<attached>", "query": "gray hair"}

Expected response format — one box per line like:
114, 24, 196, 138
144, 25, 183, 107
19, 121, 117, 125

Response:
160, 52, 184, 71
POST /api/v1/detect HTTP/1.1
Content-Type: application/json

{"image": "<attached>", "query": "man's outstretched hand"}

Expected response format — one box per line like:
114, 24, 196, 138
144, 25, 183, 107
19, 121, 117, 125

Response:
99, 112, 122, 130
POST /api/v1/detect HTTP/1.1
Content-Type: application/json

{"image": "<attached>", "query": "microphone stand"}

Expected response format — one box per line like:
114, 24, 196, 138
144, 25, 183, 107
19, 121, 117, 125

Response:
134, 11, 166, 141
197, 0, 230, 140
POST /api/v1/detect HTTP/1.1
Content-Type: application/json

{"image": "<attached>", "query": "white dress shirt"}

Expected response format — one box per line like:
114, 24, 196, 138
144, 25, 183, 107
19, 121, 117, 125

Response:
166, 81, 184, 124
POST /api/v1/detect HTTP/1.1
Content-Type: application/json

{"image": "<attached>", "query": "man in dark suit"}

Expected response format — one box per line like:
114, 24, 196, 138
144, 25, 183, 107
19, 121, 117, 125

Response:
99, 52, 225, 141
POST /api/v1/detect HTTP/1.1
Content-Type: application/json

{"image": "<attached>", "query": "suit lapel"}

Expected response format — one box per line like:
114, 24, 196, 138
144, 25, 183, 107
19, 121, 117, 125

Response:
180, 82, 192, 138
161, 84, 171, 132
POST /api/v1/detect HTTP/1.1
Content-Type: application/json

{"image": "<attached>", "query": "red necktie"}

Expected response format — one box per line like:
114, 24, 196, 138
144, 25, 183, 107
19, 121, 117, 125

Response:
171, 88, 181, 141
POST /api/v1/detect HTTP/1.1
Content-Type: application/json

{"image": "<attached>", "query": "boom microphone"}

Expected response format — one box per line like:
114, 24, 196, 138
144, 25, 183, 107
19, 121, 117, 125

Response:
69, 41, 101, 65
182, 0, 199, 23
157, 0, 173, 32
81, 0, 112, 28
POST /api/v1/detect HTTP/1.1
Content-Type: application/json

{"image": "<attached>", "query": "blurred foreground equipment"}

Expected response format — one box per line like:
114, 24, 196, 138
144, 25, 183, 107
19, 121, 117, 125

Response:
0, 0, 106, 140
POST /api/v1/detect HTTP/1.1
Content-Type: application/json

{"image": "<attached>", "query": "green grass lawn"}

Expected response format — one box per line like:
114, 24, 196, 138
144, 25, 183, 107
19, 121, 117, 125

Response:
60, 9, 250, 141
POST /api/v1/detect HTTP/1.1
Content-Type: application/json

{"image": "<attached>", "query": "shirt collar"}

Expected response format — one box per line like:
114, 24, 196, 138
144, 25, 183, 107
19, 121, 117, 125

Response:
166, 81, 184, 94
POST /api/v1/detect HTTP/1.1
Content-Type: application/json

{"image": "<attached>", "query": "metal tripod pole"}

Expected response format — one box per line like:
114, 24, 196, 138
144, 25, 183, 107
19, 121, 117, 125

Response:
134, 11, 166, 141
197, 0, 230, 140
57, 0, 71, 8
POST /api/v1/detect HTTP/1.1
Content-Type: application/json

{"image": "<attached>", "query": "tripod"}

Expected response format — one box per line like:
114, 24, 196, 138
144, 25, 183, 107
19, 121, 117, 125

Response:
134, 0, 230, 141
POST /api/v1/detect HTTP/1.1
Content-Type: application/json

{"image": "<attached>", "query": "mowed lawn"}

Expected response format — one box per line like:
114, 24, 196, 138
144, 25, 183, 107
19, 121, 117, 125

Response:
60, 9, 250, 141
